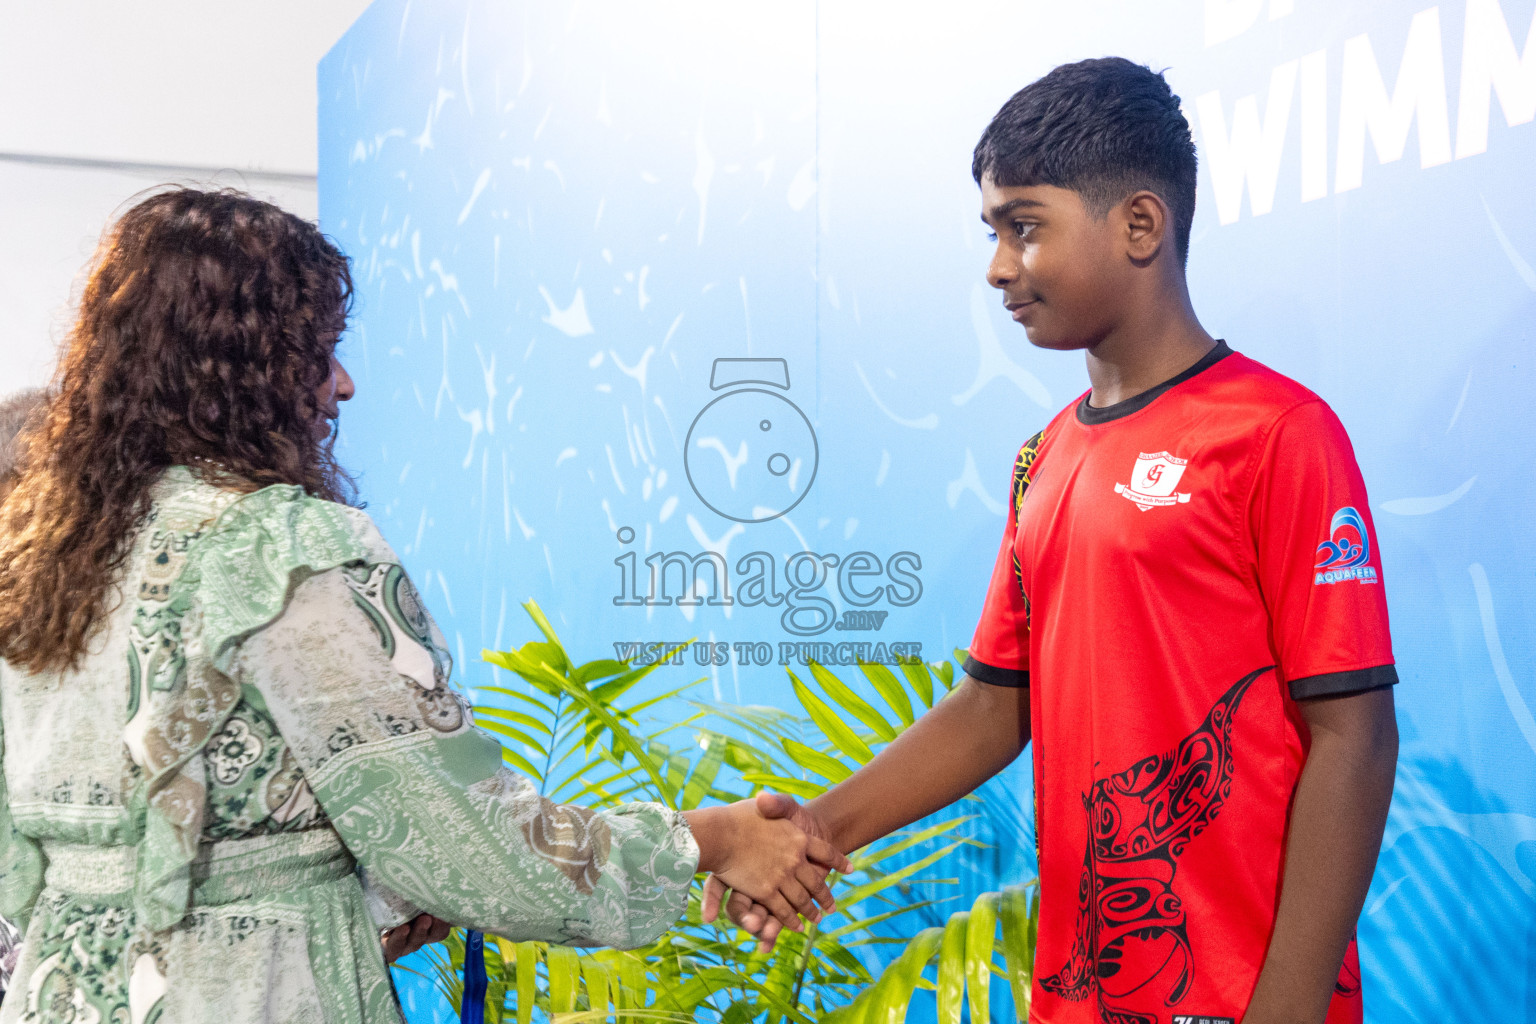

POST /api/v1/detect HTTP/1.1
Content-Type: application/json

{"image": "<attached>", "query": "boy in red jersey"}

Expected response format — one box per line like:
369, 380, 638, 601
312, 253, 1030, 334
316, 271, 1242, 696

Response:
704, 58, 1398, 1024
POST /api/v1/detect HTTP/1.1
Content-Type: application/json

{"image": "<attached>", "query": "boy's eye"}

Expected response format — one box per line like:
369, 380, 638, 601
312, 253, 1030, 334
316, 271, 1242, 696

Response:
985, 223, 1034, 244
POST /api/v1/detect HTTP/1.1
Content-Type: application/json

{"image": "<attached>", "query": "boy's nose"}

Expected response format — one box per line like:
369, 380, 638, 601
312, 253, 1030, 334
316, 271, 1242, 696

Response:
986, 247, 1017, 290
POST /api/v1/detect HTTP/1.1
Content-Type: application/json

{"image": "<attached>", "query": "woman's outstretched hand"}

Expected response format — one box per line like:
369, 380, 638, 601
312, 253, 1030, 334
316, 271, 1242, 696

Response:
684, 792, 851, 932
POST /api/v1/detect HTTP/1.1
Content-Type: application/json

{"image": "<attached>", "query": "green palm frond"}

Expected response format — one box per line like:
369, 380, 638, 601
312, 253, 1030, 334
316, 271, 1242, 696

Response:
826, 885, 1037, 1024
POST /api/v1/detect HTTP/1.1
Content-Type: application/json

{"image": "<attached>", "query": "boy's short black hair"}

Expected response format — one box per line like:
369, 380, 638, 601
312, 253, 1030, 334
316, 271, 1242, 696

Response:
972, 57, 1198, 267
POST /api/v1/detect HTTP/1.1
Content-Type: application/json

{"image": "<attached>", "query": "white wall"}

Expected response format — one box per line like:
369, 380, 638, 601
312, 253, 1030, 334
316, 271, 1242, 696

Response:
0, 0, 374, 392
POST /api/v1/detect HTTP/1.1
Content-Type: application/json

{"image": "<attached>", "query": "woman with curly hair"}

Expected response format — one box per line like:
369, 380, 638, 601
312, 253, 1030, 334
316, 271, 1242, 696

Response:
0, 189, 844, 1023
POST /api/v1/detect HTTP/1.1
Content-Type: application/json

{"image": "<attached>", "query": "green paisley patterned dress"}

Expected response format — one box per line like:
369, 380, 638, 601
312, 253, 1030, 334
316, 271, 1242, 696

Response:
0, 467, 698, 1023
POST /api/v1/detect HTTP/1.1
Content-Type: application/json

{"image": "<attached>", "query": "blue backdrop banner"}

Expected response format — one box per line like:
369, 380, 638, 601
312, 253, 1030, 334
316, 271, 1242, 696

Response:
318, 1, 1536, 1020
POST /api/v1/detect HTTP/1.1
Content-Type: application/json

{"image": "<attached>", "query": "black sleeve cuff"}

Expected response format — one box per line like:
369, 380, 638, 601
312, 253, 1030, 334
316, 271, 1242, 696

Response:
963, 656, 1029, 689
1290, 664, 1399, 700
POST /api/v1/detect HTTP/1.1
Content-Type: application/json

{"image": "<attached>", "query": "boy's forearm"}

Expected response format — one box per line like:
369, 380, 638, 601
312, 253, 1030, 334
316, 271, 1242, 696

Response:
807, 676, 1030, 853
1243, 687, 1397, 1024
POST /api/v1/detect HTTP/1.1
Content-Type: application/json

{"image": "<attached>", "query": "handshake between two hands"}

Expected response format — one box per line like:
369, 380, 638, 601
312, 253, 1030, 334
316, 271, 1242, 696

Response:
695, 791, 843, 953
381, 791, 837, 963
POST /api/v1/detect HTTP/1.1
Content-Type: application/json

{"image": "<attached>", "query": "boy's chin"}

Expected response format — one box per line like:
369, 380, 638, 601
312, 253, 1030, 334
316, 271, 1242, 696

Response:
1021, 325, 1091, 352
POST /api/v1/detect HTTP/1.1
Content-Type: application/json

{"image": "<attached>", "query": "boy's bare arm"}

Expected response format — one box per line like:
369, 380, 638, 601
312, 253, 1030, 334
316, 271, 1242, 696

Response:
807, 674, 1031, 853
1243, 686, 1398, 1024
702, 675, 1030, 942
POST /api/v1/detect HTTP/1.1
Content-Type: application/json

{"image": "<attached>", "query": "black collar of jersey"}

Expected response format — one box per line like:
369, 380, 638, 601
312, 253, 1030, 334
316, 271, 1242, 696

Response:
1076, 340, 1233, 425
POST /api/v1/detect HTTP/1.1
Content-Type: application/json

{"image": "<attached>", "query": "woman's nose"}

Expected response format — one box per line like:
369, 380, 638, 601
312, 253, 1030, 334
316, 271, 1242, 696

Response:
333, 358, 356, 402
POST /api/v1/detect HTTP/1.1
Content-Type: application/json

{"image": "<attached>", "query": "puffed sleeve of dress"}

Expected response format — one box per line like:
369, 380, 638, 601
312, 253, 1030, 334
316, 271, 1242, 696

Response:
195, 485, 699, 949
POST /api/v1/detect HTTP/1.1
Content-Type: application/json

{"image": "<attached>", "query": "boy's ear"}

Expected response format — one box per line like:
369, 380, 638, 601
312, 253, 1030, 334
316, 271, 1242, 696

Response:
1122, 191, 1169, 267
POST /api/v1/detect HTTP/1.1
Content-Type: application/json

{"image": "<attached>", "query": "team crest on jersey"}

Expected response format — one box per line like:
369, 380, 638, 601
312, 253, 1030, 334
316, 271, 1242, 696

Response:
1114, 451, 1192, 511
1314, 506, 1378, 585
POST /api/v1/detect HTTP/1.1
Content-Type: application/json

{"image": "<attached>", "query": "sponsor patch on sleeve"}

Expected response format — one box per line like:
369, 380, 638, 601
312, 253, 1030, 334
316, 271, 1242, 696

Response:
1313, 506, 1378, 585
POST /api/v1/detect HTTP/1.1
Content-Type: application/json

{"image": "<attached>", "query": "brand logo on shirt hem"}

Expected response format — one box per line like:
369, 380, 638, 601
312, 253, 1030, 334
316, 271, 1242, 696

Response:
1172, 1016, 1236, 1024
1114, 451, 1192, 510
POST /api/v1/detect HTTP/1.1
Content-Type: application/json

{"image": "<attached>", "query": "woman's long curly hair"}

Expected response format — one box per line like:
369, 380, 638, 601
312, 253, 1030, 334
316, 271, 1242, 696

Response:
0, 188, 355, 673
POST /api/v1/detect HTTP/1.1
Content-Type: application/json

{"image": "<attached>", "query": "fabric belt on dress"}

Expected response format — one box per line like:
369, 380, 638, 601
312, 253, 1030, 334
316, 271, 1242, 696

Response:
40, 828, 356, 906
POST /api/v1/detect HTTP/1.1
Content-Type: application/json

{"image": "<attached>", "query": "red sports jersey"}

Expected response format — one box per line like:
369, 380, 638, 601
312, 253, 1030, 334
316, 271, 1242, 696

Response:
967, 343, 1395, 1024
